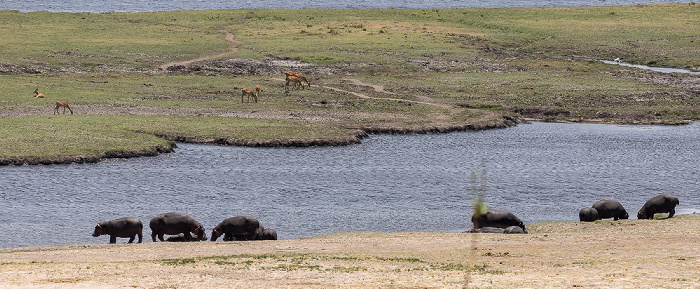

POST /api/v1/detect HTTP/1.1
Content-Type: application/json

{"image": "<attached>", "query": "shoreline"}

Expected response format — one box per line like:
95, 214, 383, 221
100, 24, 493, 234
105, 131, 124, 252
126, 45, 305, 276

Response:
0, 115, 520, 166
1, 216, 698, 288
2, 115, 696, 166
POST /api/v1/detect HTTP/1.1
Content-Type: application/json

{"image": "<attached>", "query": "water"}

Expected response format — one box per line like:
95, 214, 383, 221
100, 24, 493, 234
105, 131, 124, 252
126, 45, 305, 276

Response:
2, 122, 699, 248
601, 60, 700, 75
0, 0, 690, 12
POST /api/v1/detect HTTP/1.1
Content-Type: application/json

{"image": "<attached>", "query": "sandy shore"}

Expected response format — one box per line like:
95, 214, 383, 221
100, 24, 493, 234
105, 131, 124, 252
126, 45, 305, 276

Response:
1, 216, 698, 288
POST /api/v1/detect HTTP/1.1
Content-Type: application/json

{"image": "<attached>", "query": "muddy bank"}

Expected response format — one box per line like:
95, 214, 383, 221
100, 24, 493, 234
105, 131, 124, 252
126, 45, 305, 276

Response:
1, 217, 698, 288
0, 144, 176, 166
0, 112, 518, 166
151, 129, 369, 148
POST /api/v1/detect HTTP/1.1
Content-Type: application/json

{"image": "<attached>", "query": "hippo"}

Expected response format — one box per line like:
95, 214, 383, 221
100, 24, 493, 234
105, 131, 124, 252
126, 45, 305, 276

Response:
149, 212, 206, 242
579, 207, 599, 222
165, 232, 208, 242
592, 200, 629, 220
471, 209, 527, 233
637, 194, 680, 219
211, 216, 260, 241
92, 217, 143, 244
260, 228, 278, 240
470, 227, 506, 233
503, 226, 527, 234
228, 225, 278, 241
468, 226, 526, 234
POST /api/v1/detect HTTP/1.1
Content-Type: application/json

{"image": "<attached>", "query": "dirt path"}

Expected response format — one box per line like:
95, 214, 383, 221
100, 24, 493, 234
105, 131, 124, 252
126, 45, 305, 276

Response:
159, 30, 452, 110
337, 78, 453, 109
158, 30, 243, 70
273, 77, 454, 109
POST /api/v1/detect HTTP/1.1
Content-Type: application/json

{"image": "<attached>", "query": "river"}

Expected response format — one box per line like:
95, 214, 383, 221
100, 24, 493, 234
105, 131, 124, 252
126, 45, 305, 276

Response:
1, 122, 699, 248
0, 0, 691, 12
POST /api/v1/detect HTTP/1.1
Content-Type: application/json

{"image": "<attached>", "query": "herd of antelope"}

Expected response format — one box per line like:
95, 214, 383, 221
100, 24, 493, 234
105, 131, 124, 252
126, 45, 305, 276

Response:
239, 70, 310, 103
32, 70, 311, 113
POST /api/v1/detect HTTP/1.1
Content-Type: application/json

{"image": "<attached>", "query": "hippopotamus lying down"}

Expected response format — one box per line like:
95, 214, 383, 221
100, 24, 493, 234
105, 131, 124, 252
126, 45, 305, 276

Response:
92, 217, 143, 244
637, 194, 680, 219
150, 212, 206, 242
471, 209, 527, 233
260, 227, 278, 240
229, 225, 278, 241
469, 226, 526, 234
165, 232, 208, 242
579, 207, 599, 222
211, 216, 260, 241
592, 200, 629, 220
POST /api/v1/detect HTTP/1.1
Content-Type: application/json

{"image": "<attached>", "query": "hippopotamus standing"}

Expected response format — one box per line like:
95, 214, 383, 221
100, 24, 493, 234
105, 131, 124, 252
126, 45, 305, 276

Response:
592, 200, 629, 220
637, 194, 680, 219
211, 216, 260, 241
149, 212, 206, 242
579, 207, 600, 222
92, 217, 143, 244
471, 209, 527, 233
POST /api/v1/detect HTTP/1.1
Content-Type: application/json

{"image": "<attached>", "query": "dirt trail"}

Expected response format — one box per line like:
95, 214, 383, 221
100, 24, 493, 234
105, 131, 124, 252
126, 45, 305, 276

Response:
163, 31, 453, 110
274, 77, 453, 109
158, 30, 243, 70
339, 78, 453, 109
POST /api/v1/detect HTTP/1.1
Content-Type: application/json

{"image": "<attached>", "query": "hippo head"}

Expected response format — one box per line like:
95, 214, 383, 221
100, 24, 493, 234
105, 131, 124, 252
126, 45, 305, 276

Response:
92, 223, 105, 237
637, 210, 648, 219
210, 228, 223, 241
192, 225, 207, 241
621, 211, 629, 219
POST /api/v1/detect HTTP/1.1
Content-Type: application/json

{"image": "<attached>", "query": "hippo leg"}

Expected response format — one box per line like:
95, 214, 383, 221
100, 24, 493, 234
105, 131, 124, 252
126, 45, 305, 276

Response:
613, 216, 619, 221
158, 233, 165, 242
183, 232, 194, 241
224, 233, 232, 241
110, 235, 117, 244
128, 235, 135, 243
668, 209, 675, 218
152, 232, 158, 242
137, 232, 143, 243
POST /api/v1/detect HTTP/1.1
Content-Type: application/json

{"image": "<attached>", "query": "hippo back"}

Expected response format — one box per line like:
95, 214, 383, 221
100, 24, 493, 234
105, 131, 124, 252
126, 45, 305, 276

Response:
472, 209, 526, 232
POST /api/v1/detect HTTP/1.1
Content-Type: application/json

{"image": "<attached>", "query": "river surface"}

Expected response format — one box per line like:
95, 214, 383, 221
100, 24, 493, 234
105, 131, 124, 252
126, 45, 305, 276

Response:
1, 0, 690, 12
1, 122, 699, 248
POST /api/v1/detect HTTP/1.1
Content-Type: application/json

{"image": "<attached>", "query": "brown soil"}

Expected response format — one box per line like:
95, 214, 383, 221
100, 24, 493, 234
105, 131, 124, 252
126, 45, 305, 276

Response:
1, 216, 698, 288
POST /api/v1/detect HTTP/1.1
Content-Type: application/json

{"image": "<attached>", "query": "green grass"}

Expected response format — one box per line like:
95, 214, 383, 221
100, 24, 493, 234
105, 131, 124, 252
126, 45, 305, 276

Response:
0, 115, 361, 159
0, 5, 699, 161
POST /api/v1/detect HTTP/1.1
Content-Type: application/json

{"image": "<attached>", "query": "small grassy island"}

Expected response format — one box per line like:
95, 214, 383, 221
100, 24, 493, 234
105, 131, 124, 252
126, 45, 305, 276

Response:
0, 4, 698, 164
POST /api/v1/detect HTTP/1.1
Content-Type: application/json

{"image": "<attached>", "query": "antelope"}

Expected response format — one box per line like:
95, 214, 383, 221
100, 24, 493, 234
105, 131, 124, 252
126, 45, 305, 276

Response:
285, 75, 304, 90
34, 89, 45, 98
284, 71, 310, 88
54, 101, 73, 114
241, 86, 259, 103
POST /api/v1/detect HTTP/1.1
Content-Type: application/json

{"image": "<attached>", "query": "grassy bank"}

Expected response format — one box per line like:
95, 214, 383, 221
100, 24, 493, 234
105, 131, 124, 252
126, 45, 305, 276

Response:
0, 4, 698, 162
1, 216, 698, 288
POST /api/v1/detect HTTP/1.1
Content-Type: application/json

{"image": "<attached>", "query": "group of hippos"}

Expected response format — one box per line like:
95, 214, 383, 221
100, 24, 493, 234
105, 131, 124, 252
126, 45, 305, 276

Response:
470, 194, 680, 234
94, 194, 681, 243
92, 213, 277, 244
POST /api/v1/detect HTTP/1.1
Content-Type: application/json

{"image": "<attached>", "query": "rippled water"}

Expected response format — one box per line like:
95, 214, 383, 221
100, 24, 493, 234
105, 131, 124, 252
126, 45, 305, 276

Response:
600, 60, 700, 75
1, 0, 689, 12
2, 122, 699, 248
